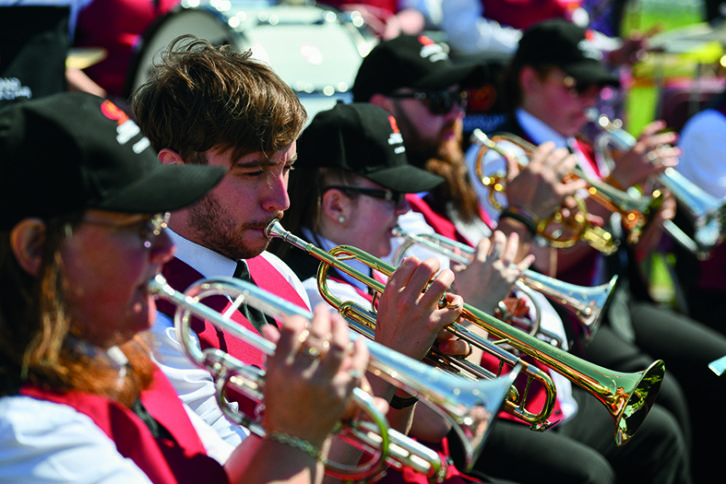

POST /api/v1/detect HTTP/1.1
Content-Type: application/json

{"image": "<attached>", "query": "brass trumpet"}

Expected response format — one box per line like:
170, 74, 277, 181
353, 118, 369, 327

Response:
266, 219, 665, 446
268, 219, 559, 430
588, 109, 725, 260
149, 274, 517, 480
390, 227, 618, 346
470, 128, 653, 253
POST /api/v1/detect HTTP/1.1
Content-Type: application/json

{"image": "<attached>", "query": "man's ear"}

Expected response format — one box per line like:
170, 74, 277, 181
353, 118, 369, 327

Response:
9, 218, 47, 276
158, 148, 183, 166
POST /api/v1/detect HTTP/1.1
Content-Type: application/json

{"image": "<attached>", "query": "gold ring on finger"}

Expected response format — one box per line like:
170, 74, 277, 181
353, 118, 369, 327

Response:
301, 344, 322, 359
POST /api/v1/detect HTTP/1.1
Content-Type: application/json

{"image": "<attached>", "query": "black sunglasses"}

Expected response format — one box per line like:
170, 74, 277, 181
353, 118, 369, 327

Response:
324, 185, 405, 206
555, 74, 601, 98
387, 89, 468, 115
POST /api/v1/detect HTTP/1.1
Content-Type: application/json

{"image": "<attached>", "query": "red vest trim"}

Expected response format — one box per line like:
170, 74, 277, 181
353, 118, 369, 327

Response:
246, 255, 309, 311
157, 254, 310, 416
21, 370, 228, 484
157, 257, 267, 370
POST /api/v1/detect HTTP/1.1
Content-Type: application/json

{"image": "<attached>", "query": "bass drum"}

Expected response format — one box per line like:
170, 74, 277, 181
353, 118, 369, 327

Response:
124, 1, 377, 121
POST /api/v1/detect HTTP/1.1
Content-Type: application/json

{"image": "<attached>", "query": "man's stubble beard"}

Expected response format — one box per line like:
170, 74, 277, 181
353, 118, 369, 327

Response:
391, 103, 464, 167
187, 192, 278, 260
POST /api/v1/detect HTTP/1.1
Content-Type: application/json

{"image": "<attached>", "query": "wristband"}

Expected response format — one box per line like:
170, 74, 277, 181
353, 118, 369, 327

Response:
499, 206, 538, 237
390, 394, 419, 409
266, 431, 321, 460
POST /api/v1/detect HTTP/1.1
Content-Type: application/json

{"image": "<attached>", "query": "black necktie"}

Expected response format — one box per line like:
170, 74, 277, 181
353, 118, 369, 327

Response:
233, 260, 277, 331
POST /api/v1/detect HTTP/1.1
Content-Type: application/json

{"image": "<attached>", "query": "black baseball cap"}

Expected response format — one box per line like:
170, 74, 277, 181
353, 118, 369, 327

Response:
0, 92, 225, 230
297, 102, 443, 193
352, 34, 488, 102
515, 19, 619, 87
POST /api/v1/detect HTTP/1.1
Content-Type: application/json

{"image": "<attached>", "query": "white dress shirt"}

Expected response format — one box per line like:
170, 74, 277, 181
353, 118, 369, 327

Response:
0, 377, 232, 482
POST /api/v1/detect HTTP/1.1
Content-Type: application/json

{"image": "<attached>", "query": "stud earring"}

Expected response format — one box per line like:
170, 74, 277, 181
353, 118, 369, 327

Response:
338, 215, 346, 223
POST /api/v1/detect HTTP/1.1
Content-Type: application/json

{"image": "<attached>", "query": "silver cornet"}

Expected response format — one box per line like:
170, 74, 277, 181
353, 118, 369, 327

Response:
148, 274, 517, 481
390, 227, 617, 347
588, 109, 725, 259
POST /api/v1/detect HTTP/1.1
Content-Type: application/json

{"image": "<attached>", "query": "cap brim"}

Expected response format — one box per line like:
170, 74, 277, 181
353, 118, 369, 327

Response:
366, 165, 443, 193
415, 62, 488, 92
95, 164, 225, 213
564, 62, 620, 87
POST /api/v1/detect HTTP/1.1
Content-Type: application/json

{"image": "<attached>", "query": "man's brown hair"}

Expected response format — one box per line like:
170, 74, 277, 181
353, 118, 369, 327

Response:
132, 35, 307, 164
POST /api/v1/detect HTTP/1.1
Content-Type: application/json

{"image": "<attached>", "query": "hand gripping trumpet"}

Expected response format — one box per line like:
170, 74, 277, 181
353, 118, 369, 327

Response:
267, 219, 665, 446
470, 128, 660, 253
588, 109, 725, 259
390, 227, 618, 347
148, 273, 518, 481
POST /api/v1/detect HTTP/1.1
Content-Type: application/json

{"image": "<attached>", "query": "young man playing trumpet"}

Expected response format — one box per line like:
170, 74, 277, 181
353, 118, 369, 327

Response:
132, 36, 476, 481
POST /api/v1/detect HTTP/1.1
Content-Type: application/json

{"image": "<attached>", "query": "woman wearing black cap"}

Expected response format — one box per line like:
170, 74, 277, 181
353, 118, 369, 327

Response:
271, 101, 536, 484
0, 93, 371, 484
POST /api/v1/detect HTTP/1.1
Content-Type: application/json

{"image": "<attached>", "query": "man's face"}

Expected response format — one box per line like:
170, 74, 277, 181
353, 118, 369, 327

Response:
384, 86, 466, 164
185, 142, 297, 260
521, 67, 601, 137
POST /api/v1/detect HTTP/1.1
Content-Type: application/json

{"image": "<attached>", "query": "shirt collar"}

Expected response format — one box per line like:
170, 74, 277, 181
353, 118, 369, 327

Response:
166, 229, 237, 278
515, 108, 572, 150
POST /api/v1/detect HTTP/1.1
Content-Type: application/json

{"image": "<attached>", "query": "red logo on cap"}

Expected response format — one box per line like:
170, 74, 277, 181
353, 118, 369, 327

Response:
418, 35, 435, 46
100, 99, 129, 125
388, 115, 401, 134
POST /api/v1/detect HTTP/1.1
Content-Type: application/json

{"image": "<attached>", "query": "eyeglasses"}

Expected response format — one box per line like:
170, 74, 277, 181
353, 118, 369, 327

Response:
387, 89, 468, 115
82, 212, 170, 249
324, 185, 405, 207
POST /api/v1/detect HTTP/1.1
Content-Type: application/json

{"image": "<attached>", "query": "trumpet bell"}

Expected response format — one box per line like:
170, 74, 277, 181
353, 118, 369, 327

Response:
460, 300, 665, 446
588, 109, 726, 258
520, 270, 618, 342
613, 360, 665, 445
391, 227, 617, 343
